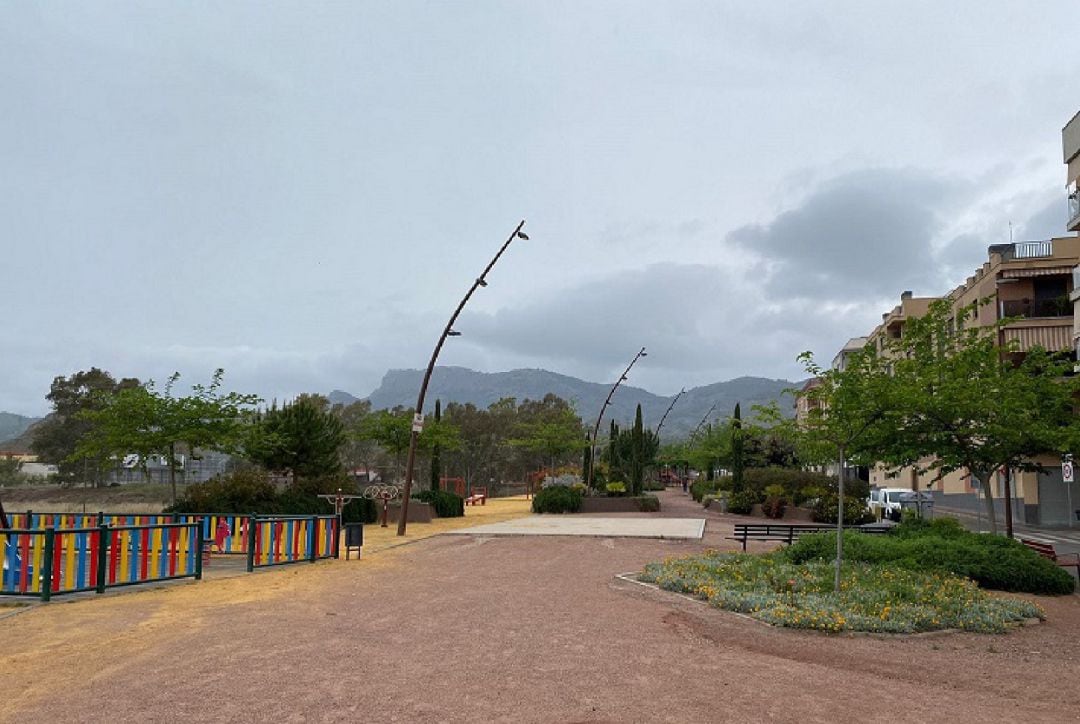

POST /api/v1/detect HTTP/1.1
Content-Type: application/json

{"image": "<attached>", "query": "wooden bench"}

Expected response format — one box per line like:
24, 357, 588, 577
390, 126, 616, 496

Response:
1021, 538, 1080, 577
465, 487, 487, 506
728, 523, 890, 551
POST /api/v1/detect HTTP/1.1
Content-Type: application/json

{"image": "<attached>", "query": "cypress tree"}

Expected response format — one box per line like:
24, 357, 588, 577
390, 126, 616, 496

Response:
581, 433, 592, 483
429, 399, 442, 491
631, 404, 645, 495
731, 403, 744, 492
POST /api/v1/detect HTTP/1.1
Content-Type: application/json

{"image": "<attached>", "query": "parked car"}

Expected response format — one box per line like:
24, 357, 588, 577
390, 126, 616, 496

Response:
868, 488, 934, 521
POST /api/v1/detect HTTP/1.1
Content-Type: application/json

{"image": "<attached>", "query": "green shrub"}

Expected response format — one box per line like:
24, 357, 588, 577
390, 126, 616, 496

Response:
169, 470, 378, 523
635, 495, 660, 512
796, 485, 827, 506
642, 479, 665, 491
532, 486, 583, 514
727, 489, 761, 515
605, 481, 627, 496
691, 479, 719, 503
413, 489, 465, 518
812, 494, 874, 525
762, 483, 786, 518
642, 551, 1045, 634
782, 526, 1075, 595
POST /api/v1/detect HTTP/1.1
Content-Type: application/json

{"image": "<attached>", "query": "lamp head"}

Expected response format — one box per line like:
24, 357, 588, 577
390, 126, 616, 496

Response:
516, 231, 529, 240
477, 278, 488, 287
447, 329, 462, 337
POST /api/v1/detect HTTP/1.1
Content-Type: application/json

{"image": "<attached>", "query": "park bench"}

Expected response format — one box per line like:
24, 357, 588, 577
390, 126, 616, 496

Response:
465, 487, 487, 506
728, 523, 891, 551
1021, 538, 1080, 577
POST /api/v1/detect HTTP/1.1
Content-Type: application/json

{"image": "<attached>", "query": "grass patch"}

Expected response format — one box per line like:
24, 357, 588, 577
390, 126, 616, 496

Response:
640, 551, 1044, 634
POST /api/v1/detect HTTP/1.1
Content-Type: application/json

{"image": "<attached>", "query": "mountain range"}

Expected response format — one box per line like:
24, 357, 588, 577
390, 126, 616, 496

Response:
0, 412, 40, 450
331, 367, 801, 439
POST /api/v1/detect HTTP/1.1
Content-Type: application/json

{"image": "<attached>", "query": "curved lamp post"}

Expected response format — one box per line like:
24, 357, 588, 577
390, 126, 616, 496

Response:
690, 402, 717, 440
654, 387, 686, 439
585, 346, 647, 490
397, 220, 528, 536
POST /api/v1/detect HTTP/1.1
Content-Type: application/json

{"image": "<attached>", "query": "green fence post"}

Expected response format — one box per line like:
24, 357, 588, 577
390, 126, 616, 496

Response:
246, 515, 257, 573
41, 528, 55, 602
194, 520, 204, 581
309, 516, 318, 563
96, 524, 109, 594
96, 511, 104, 527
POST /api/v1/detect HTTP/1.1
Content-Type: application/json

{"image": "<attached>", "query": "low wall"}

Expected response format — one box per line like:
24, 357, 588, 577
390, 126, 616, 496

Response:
580, 497, 660, 514
387, 501, 434, 524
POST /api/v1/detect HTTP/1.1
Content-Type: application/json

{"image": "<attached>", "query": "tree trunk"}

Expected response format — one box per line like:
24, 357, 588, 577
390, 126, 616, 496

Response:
834, 445, 844, 593
1003, 465, 1014, 539
975, 466, 998, 535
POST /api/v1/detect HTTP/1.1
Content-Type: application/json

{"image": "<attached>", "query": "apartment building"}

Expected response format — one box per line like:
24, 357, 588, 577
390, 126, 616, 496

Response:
862, 237, 1080, 524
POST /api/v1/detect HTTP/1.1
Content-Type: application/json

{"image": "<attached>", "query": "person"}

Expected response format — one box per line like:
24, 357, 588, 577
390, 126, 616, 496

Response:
681, 476, 688, 494
214, 518, 231, 552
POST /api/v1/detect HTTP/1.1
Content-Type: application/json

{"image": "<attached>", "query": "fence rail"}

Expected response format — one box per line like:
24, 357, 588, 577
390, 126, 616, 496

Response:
247, 516, 337, 570
1, 522, 202, 601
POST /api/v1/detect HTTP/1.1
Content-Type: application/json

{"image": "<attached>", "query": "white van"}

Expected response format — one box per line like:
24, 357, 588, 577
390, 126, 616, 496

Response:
868, 488, 934, 521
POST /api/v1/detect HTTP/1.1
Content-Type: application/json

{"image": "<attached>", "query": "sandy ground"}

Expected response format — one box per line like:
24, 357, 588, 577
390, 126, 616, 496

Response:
1, 491, 1078, 723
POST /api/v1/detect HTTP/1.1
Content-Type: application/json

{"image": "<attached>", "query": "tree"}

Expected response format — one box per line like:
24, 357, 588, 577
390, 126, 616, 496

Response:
876, 299, 1080, 536
430, 399, 443, 490
798, 343, 899, 591
246, 396, 347, 482
335, 400, 380, 481
75, 370, 259, 503
509, 405, 587, 478
356, 406, 459, 486
31, 368, 140, 486
731, 403, 745, 492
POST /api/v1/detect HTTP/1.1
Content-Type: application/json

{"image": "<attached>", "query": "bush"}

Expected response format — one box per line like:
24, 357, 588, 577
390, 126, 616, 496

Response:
727, 489, 761, 515
635, 495, 660, 512
782, 524, 1075, 595
532, 485, 583, 514
812, 494, 874, 525
642, 551, 1045, 634
168, 470, 378, 524
605, 481, 627, 497
413, 489, 464, 518
762, 484, 787, 518
690, 479, 718, 503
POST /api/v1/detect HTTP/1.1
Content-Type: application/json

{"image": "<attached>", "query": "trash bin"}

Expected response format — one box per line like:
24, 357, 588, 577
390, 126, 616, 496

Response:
344, 522, 363, 560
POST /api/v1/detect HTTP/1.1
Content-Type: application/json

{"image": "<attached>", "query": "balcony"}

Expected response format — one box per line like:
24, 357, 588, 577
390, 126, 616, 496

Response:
1070, 189, 1080, 232
1000, 297, 1073, 319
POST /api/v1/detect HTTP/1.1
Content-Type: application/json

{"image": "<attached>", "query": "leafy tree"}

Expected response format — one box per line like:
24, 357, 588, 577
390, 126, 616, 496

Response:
75, 370, 259, 503
510, 405, 587, 478
876, 300, 1080, 535
800, 325, 928, 590
356, 406, 459, 486
246, 396, 347, 482
334, 400, 380, 481
31, 368, 140, 486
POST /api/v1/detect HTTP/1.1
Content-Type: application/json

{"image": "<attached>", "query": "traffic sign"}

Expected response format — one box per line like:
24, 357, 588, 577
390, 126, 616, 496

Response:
1063, 460, 1074, 483
412, 413, 424, 433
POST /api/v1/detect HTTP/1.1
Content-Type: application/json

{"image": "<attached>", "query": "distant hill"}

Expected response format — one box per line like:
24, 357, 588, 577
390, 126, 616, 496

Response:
0, 412, 40, 450
341, 367, 800, 440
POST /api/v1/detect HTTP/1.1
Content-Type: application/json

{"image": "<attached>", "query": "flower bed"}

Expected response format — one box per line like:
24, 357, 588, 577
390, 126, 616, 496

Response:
640, 551, 1044, 634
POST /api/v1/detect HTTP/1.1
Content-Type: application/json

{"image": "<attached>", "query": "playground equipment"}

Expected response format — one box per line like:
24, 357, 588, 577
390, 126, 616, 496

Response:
440, 477, 466, 497
364, 484, 400, 528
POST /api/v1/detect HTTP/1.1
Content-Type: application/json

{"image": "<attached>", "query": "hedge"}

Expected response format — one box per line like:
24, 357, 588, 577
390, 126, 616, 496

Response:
782, 519, 1075, 595
532, 486, 583, 514
412, 489, 465, 518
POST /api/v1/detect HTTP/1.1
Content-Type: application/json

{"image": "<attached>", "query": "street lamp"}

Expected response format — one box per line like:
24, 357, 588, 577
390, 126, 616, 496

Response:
654, 388, 686, 439
586, 346, 648, 490
396, 220, 529, 536
689, 403, 717, 440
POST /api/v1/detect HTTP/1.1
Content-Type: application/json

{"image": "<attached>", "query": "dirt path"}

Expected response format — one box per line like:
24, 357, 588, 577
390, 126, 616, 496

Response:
2, 490, 1077, 723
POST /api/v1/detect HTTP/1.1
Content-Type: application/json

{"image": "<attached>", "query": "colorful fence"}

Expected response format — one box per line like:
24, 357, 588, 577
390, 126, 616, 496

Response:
247, 516, 337, 570
7, 512, 179, 530
0, 522, 202, 601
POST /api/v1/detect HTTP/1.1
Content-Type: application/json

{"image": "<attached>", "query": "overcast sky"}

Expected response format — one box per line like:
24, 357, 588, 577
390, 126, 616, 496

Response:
3, 2, 1079, 416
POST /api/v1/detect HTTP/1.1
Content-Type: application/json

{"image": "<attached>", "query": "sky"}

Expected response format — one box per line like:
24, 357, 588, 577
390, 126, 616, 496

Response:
3, 2, 1079, 416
